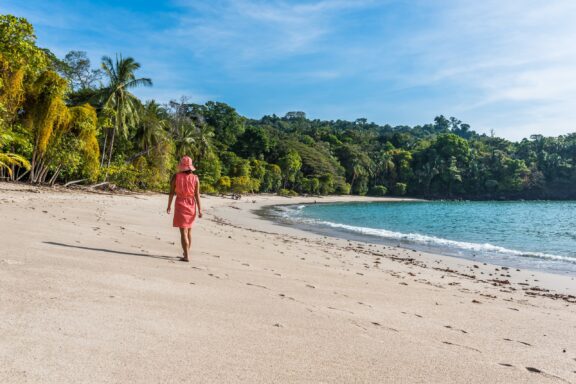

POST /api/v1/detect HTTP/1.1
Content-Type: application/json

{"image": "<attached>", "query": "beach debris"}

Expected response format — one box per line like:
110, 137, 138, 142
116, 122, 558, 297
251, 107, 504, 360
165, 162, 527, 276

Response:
524, 291, 576, 304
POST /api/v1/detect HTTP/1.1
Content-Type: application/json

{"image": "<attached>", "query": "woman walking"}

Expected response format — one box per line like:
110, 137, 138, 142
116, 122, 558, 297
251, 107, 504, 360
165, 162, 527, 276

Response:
167, 156, 202, 262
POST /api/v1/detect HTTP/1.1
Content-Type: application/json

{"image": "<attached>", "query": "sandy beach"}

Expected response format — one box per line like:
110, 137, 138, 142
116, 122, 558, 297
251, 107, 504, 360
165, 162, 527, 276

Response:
1, 183, 575, 384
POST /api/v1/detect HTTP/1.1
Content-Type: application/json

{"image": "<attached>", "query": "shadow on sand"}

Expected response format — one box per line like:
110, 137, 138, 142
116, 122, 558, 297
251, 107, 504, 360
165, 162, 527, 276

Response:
43, 241, 177, 261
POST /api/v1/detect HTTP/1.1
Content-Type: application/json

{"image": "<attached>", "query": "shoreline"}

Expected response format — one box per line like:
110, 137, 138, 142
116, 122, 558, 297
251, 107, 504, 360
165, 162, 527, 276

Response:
255, 199, 576, 278
2, 183, 576, 383
210, 194, 576, 296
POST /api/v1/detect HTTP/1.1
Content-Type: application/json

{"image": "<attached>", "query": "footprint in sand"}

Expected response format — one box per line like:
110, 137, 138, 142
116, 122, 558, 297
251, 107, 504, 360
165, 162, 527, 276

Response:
246, 282, 268, 289
444, 325, 468, 334
525, 367, 570, 383
327, 306, 355, 314
368, 322, 399, 332
442, 341, 481, 353
503, 338, 532, 347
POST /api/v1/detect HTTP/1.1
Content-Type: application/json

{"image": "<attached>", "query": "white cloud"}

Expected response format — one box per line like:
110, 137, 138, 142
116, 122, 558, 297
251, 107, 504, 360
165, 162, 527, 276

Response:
366, 0, 576, 139
170, 0, 378, 61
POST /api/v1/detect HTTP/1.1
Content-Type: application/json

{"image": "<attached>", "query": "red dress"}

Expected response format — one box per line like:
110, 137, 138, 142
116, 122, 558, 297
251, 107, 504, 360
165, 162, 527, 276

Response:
173, 173, 198, 228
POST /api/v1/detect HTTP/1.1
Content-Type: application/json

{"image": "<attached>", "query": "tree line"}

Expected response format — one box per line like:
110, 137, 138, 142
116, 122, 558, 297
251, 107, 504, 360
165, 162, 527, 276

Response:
1, 15, 575, 199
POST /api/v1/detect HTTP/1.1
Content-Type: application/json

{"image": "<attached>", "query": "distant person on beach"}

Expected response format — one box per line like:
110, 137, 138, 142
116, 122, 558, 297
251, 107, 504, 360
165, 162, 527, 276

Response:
167, 156, 202, 262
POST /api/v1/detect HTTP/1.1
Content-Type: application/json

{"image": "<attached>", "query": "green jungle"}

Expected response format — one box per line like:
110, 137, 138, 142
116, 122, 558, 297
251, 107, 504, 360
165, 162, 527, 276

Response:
1, 15, 575, 199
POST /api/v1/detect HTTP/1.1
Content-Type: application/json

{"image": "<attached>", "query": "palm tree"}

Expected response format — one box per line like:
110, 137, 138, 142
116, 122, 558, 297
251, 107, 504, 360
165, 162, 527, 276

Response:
193, 122, 215, 159
96, 54, 152, 172
173, 120, 197, 159
373, 150, 395, 186
134, 100, 167, 152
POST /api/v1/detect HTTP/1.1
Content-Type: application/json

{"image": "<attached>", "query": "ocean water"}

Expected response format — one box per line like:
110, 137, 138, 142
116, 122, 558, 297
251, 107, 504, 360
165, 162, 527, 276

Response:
267, 201, 576, 275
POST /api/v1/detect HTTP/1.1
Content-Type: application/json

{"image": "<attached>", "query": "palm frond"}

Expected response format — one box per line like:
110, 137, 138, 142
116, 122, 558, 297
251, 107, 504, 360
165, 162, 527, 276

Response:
0, 152, 31, 176
125, 78, 153, 89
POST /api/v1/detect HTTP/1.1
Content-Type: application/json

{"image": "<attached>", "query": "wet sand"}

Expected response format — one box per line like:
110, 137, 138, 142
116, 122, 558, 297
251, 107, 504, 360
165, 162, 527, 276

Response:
1, 183, 575, 383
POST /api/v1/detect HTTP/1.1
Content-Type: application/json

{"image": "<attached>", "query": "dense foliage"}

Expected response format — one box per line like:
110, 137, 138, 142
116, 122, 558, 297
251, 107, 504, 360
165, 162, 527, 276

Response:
1, 15, 575, 198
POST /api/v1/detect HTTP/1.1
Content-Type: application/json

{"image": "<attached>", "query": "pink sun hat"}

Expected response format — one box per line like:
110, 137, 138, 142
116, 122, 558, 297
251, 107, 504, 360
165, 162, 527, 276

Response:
178, 156, 196, 171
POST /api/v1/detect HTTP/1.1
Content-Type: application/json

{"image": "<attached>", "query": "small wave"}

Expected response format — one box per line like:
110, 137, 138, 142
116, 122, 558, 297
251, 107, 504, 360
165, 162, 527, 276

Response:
305, 219, 576, 265
272, 204, 307, 219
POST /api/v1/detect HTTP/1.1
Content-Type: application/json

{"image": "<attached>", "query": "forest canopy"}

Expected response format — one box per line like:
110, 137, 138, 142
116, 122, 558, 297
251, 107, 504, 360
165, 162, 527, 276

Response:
1, 15, 575, 199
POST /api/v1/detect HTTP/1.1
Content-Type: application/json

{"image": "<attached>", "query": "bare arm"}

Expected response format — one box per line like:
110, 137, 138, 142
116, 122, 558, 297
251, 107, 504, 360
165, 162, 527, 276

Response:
195, 177, 202, 218
167, 174, 176, 214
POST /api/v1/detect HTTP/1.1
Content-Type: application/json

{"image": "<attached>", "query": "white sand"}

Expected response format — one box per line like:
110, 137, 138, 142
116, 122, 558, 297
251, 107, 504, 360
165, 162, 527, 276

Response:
1, 183, 575, 383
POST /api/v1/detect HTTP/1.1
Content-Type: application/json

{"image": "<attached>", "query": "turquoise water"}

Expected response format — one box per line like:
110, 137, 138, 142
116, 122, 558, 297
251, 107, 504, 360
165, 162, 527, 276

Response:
270, 201, 576, 275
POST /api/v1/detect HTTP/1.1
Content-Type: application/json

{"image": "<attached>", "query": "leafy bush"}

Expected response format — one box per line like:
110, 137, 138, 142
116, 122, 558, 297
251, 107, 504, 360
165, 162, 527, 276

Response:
261, 164, 282, 192
393, 182, 407, 196
335, 181, 351, 195
201, 183, 217, 195
107, 163, 140, 190
278, 188, 298, 197
369, 185, 387, 196
231, 175, 252, 193
216, 176, 231, 192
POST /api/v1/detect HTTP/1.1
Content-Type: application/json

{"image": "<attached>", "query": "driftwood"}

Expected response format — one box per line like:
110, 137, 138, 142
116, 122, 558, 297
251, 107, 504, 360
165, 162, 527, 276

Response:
90, 182, 110, 189
64, 179, 88, 187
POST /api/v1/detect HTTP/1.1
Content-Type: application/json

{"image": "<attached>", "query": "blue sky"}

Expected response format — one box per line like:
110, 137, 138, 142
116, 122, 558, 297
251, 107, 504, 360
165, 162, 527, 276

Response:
2, 0, 576, 140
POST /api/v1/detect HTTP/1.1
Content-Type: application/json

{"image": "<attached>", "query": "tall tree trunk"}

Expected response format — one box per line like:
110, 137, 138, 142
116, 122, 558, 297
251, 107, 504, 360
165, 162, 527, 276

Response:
38, 163, 50, 184
105, 128, 116, 180
100, 128, 109, 168
30, 148, 37, 183
48, 165, 62, 186
9, 145, 16, 181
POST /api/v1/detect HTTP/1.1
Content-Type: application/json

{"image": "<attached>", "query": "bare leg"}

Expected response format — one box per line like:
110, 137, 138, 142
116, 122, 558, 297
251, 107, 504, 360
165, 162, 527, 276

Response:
187, 228, 192, 252
179, 228, 189, 261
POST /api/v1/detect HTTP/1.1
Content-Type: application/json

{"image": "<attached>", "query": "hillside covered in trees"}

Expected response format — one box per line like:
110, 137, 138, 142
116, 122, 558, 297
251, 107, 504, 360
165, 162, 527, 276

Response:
1, 15, 575, 199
